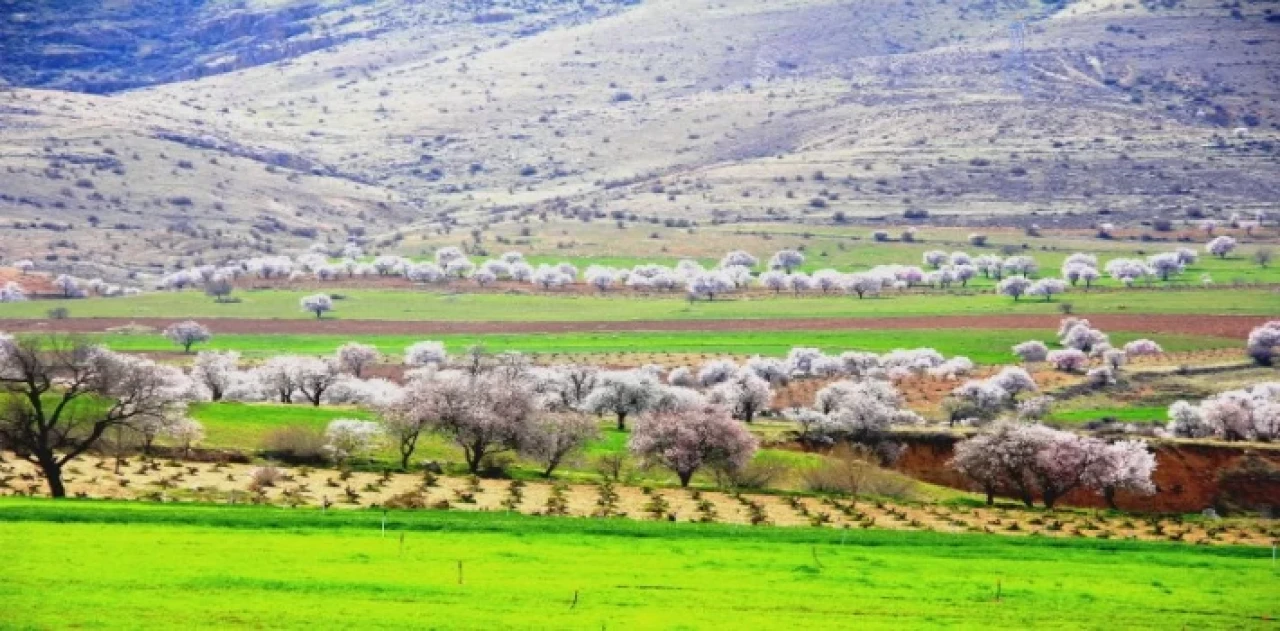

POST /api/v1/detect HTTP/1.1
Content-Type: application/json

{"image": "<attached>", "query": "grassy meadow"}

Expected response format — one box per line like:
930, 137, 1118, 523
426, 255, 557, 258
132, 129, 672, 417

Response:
410, 220, 1280, 287
0, 499, 1274, 630
91, 328, 1241, 364
0, 287, 1275, 322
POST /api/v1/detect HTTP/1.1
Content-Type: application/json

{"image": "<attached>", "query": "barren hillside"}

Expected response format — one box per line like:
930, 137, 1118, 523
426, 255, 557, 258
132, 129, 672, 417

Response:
1, 0, 1277, 275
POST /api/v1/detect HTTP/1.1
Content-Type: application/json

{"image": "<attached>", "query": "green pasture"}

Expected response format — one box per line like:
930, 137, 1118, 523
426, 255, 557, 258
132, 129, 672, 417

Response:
1046, 406, 1168, 426
93, 328, 1241, 365
0, 287, 1274, 321
0, 499, 1274, 630
423, 221, 1280, 287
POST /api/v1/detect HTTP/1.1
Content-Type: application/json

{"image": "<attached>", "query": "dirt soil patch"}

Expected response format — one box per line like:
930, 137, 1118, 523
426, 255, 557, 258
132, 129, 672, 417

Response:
2, 456, 1272, 547
0, 314, 1267, 337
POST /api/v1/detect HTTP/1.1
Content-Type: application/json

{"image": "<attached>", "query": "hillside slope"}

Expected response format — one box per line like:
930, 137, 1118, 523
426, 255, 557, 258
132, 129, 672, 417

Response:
1, 0, 1277, 273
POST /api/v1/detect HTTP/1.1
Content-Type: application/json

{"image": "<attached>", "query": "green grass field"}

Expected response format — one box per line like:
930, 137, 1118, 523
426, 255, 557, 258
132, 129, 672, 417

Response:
0, 499, 1273, 629
0, 287, 1274, 321
91, 328, 1241, 364
1046, 406, 1168, 425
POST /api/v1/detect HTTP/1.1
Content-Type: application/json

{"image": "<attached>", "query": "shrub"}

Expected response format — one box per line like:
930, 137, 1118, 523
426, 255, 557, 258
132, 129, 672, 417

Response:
261, 426, 328, 464
249, 466, 282, 490
801, 444, 916, 500
712, 458, 792, 490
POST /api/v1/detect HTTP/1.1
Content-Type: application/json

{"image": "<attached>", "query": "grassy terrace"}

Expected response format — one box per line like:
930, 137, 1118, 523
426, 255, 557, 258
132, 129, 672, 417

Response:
91, 329, 1240, 364
0, 499, 1273, 629
0, 288, 1275, 321
188, 402, 814, 485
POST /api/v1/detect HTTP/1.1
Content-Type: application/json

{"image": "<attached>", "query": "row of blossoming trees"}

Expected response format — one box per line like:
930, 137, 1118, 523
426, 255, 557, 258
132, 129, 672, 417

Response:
60, 232, 1234, 306
4, 319, 1276, 505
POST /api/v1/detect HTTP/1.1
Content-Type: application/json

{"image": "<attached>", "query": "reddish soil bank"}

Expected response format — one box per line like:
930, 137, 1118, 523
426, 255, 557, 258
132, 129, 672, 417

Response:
0, 314, 1269, 337
893, 433, 1280, 513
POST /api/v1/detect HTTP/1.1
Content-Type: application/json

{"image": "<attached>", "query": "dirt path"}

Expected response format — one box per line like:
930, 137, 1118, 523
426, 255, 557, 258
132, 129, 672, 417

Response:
0, 314, 1267, 337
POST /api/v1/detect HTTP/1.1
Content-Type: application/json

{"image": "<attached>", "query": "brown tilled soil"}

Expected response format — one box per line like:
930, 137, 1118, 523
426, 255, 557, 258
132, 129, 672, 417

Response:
1, 456, 1273, 547
0, 314, 1268, 337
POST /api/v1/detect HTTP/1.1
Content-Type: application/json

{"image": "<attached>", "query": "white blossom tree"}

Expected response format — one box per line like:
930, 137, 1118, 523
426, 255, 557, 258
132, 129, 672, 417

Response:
336, 342, 380, 378
163, 320, 212, 354
324, 419, 384, 466
1123, 339, 1163, 357
191, 350, 240, 401
1027, 278, 1066, 302
300, 293, 333, 319
1146, 252, 1184, 281
1047, 349, 1089, 373
1206, 235, 1237, 259
581, 371, 662, 431
686, 271, 734, 301
1246, 321, 1280, 366
0, 281, 26, 303
708, 369, 773, 423
997, 276, 1032, 301
52, 274, 82, 298
166, 417, 205, 458
1012, 340, 1049, 363
720, 250, 758, 269
696, 359, 738, 387
405, 341, 448, 367
295, 357, 342, 406
768, 250, 805, 274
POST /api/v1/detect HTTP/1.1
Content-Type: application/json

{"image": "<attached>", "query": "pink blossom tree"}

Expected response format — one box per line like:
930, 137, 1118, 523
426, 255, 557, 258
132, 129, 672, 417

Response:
519, 414, 600, 477
421, 370, 540, 473
629, 404, 758, 487
1047, 349, 1089, 373
1084, 439, 1157, 509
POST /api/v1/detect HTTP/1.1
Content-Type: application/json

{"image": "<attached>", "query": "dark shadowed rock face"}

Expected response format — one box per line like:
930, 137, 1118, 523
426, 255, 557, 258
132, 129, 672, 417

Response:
0, 0, 345, 92
0, 0, 639, 93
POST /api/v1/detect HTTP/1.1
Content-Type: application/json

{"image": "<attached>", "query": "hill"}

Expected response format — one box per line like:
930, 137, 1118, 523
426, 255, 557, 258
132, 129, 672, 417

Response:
1, 0, 1277, 275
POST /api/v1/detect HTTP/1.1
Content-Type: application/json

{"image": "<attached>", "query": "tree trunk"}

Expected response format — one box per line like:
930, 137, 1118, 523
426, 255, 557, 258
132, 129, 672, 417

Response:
1042, 491, 1058, 509
465, 445, 485, 474
616, 412, 627, 432
678, 471, 694, 487
38, 456, 66, 498
1103, 487, 1118, 510
985, 488, 995, 506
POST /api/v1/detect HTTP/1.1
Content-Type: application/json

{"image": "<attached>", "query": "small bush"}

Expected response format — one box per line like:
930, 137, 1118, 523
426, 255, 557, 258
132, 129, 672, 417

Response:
802, 444, 916, 500
261, 426, 327, 464
249, 466, 282, 490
